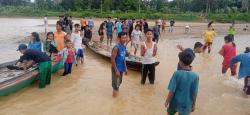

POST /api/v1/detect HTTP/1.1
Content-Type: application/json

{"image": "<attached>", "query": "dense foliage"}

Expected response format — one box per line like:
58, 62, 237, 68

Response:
0, 0, 249, 22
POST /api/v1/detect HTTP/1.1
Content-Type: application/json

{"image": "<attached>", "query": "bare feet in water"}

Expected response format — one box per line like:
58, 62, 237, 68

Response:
113, 90, 118, 98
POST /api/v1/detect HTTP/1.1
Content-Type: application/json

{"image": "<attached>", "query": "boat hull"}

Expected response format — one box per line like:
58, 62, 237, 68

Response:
0, 60, 63, 96
86, 42, 160, 72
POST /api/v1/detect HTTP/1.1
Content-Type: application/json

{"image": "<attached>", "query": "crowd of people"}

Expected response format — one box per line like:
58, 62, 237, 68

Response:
13, 16, 250, 115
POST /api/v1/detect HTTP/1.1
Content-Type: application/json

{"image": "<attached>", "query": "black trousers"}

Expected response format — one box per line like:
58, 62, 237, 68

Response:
141, 63, 155, 84
244, 76, 250, 95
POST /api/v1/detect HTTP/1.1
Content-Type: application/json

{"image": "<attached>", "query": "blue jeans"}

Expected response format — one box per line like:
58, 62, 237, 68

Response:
63, 63, 72, 75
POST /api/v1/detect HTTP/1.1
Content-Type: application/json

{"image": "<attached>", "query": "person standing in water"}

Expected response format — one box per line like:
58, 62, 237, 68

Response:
111, 32, 128, 97
44, 15, 48, 33
69, 16, 73, 32
71, 23, 84, 64
162, 19, 166, 33
131, 24, 142, 55
60, 40, 77, 76
106, 17, 114, 46
98, 23, 105, 43
54, 21, 67, 51
88, 17, 94, 30
230, 47, 250, 96
228, 23, 236, 40
153, 21, 160, 43
115, 19, 123, 36
202, 23, 217, 53
83, 26, 92, 44
143, 19, 149, 33
165, 51, 199, 115
169, 19, 175, 33
219, 35, 237, 76
141, 29, 158, 85
80, 17, 88, 31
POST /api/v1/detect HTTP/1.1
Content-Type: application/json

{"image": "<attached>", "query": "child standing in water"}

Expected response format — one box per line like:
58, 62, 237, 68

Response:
71, 24, 84, 64
141, 29, 158, 85
203, 23, 216, 53
98, 23, 105, 43
165, 51, 199, 115
45, 32, 58, 57
111, 32, 128, 98
60, 40, 77, 76
219, 35, 237, 76
131, 24, 142, 55
230, 47, 250, 96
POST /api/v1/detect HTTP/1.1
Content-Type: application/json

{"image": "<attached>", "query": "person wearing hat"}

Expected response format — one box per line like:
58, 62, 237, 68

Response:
230, 47, 250, 96
17, 44, 51, 88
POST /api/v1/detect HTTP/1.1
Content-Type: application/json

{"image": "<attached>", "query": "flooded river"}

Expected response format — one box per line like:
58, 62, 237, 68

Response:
0, 18, 249, 115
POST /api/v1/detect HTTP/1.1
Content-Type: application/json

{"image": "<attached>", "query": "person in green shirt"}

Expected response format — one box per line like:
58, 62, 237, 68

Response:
228, 23, 236, 41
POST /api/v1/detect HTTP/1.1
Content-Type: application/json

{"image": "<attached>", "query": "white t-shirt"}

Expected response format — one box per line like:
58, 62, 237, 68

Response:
71, 32, 83, 49
131, 30, 142, 44
44, 17, 48, 24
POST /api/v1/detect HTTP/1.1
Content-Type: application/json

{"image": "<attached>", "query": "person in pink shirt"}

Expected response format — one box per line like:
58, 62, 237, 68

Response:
219, 35, 237, 76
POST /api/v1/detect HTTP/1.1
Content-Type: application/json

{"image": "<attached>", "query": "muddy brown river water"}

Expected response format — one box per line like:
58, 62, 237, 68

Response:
0, 18, 249, 115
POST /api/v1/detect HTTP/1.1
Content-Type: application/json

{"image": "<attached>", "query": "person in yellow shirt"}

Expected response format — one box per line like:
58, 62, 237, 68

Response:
80, 17, 88, 31
203, 24, 216, 53
54, 21, 66, 51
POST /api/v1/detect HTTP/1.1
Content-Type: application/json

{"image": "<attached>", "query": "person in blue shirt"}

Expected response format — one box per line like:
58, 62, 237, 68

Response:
165, 50, 199, 115
111, 32, 128, 98
230, 47, 250, 95
28, 32, 43, 51
115, 19, 123, 35
106, 17, 114, 46
88, 17, 94, 30
176, 42, 203, 70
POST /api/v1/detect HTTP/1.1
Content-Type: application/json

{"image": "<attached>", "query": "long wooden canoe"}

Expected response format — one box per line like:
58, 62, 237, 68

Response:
0, 59, 63, 96
86, 41, 160, 71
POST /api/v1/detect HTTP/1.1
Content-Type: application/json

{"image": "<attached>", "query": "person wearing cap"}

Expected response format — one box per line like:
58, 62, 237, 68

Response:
17, 44, 51, 88
230, 47, 250, 96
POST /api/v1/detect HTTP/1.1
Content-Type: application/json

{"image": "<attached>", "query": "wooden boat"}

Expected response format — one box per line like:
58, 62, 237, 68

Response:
86, 41, 160, 71
0, 59, 63, 96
